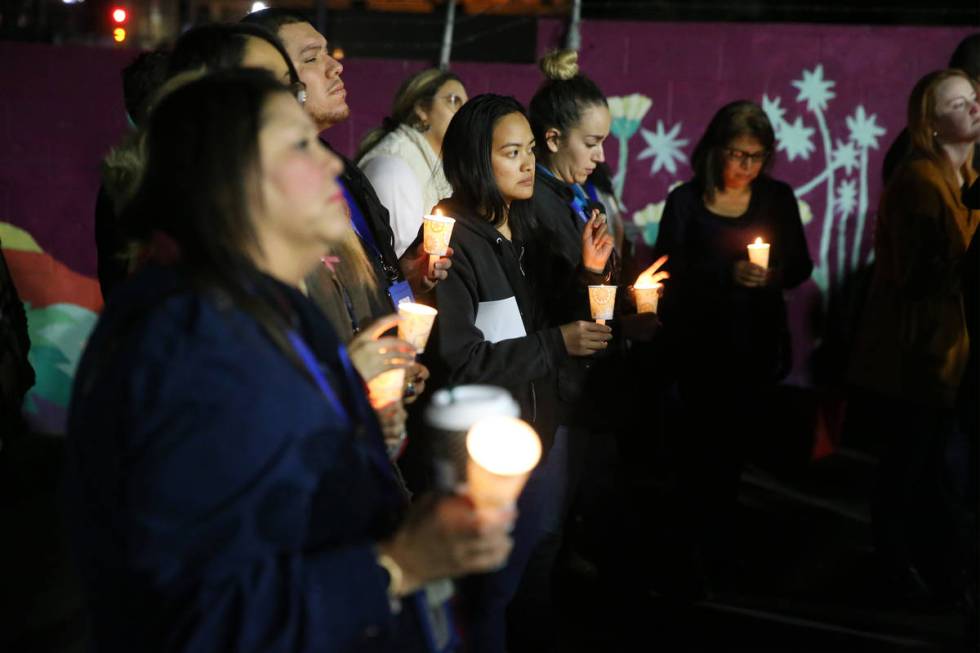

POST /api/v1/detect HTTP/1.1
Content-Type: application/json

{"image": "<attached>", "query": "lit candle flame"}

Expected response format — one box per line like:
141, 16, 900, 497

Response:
754, 237, 764, 246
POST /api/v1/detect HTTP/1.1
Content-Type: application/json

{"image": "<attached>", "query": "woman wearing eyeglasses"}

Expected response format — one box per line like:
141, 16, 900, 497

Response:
356, 69, 469, 258
653, 100, 812, 595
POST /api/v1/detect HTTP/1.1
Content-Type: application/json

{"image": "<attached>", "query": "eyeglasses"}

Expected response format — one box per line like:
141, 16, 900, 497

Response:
723, 147, 768, 165
441, 93, 465, 110
290, 81, 308, 106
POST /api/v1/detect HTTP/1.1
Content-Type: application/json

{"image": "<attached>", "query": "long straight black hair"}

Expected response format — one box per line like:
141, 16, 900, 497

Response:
123, 69, 304, 364
441, 93, 534, 231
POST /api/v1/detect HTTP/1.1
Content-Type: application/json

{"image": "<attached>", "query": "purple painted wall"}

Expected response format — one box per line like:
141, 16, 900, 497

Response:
0, 21, 972, 402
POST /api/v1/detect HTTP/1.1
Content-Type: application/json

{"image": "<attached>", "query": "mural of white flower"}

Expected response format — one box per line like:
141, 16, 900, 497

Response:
846, 105, 886, 150
761, 93, 787, 136
637, 120, 689, 176
832, 139, 859, 175
835, 179, 858, 216
608, 94, 655, 201
791, 64, 836, 113
633, 200, 666, 246
797, 199, 814, 225
776, 116, 815, 161
608, 94, 654, 140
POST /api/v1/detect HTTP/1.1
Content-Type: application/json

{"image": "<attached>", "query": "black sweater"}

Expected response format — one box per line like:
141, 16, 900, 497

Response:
654, 176, 813, 386
419, 198, 566, 445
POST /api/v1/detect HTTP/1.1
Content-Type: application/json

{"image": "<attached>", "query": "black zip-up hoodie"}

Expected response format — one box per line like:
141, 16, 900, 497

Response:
526, 172, 621, 416
418, 197, 566, 449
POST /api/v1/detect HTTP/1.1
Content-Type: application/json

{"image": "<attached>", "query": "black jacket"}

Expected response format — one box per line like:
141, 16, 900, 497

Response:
327, 141, 404, 288
419, 197, 565, 446
527, 172, 618, 411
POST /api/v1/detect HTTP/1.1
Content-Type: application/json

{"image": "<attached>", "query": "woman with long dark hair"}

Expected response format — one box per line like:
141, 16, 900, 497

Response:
98, 23, 307, 302
415, 93, 610, 652
67, 70, 514, 653
653, 100, 812, 592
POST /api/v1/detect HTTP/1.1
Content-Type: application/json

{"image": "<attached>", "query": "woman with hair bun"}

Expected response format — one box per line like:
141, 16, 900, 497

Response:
357, 69, 469, 258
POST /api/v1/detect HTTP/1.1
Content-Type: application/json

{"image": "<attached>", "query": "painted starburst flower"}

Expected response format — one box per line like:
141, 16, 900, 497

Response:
846, 105, 886, 150
792, 64, 836, 113
776, 116, 815, 161
835, 179, 858, 216
832, 139, 859, 175
608, 94, 654, 140
633, 200, 666, 245
761, 94, 787, 136
637, 120, 689, 176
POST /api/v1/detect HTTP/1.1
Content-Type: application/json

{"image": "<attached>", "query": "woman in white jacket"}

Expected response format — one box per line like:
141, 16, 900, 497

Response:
357, 69, 468, 257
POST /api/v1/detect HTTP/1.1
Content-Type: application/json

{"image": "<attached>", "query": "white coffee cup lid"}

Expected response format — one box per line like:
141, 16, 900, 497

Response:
425, 385, 519, 431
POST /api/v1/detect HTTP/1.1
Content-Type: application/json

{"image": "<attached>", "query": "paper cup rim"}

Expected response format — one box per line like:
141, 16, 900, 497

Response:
398, 302, 438, 317
424, 215, 456, 224
425, 385, 519, 430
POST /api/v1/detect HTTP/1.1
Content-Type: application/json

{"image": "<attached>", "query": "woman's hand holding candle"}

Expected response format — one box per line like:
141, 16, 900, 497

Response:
733, 260, 769, 287
378, 494, 516, 596
422, 211, 456, 279
737, 237, 771, 287
582, 209, 615, 274
400, 243, 454, 296
559, 320, 612, 356
348, 315, 415, 381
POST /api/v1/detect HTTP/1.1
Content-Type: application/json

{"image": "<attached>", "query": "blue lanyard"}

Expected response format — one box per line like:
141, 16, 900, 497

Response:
287, 329, 400, 486
537, 164, 591, 223
341, 181, 383, 262
286, 330, 352, 428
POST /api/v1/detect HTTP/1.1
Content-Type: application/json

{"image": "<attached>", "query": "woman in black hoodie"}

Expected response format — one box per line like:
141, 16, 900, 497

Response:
421, 94, 611, 652
425, 94, 611, 439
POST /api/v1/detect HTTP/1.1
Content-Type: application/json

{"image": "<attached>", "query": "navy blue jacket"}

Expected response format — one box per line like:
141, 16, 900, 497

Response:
66, 264, 423, 653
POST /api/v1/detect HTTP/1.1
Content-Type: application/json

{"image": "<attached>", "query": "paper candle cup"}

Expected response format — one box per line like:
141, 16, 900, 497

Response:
426, 386, 520, 491
466, 416, 541, 513
588, 284, 617, 325
423, 214, 456, 275
367, 368, 407, 409
398, 302, 438, 354
633, 283, 661, 314
747, 238, 770, 270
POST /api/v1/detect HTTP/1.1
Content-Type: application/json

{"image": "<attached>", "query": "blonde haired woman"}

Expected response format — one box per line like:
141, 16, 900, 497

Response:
357, 69, 468, 257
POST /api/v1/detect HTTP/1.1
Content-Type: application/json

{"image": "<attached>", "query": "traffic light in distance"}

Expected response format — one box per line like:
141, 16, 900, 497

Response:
110, 6, 129, 43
